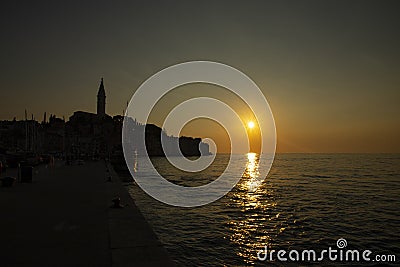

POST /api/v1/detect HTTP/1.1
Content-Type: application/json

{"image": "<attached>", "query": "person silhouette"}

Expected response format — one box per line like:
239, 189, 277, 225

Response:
111, 197, 124, 208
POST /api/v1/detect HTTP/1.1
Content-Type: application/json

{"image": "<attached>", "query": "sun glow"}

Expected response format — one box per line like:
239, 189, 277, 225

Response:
247, 121, 255, 129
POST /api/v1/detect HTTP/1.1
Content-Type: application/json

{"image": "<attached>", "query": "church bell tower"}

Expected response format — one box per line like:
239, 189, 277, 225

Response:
97, 78, 106, 117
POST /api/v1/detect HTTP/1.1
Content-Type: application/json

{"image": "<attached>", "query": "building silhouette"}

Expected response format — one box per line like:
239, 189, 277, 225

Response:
0, 78, 210, 165
66, 78, 116, 160
97, 78, 106, 117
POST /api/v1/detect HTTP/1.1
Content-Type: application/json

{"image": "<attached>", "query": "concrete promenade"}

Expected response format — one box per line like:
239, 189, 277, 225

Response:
0, 161, 175, 267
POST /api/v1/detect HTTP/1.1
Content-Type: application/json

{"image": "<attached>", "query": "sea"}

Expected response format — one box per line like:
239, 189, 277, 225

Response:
124, 153, 400, 266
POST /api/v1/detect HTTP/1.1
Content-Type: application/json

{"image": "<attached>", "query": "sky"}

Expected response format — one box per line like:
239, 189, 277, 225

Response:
1, 0, 399, 153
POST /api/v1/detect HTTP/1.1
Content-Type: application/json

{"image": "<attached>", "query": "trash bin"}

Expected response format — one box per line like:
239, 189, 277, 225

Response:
20, 166, 33, 183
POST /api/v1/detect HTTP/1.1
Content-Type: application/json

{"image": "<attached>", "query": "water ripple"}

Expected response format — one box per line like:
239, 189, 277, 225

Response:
127, 153, 400, 266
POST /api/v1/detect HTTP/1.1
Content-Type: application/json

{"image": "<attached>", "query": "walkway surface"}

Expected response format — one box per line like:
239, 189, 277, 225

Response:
0, 161, 175, 267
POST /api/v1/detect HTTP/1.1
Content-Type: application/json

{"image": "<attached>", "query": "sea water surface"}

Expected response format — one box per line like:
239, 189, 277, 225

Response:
125, 154, 400, 266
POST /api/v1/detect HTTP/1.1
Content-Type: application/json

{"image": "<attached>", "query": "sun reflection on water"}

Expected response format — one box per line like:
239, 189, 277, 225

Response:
244, 152, 262, 192
227, 153, 278, 264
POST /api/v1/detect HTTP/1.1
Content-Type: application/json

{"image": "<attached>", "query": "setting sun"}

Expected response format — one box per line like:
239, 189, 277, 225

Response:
247, 121, 255, 129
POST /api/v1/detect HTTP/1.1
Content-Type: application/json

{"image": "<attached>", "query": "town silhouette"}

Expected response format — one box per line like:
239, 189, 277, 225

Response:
0, 78, 210, 168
